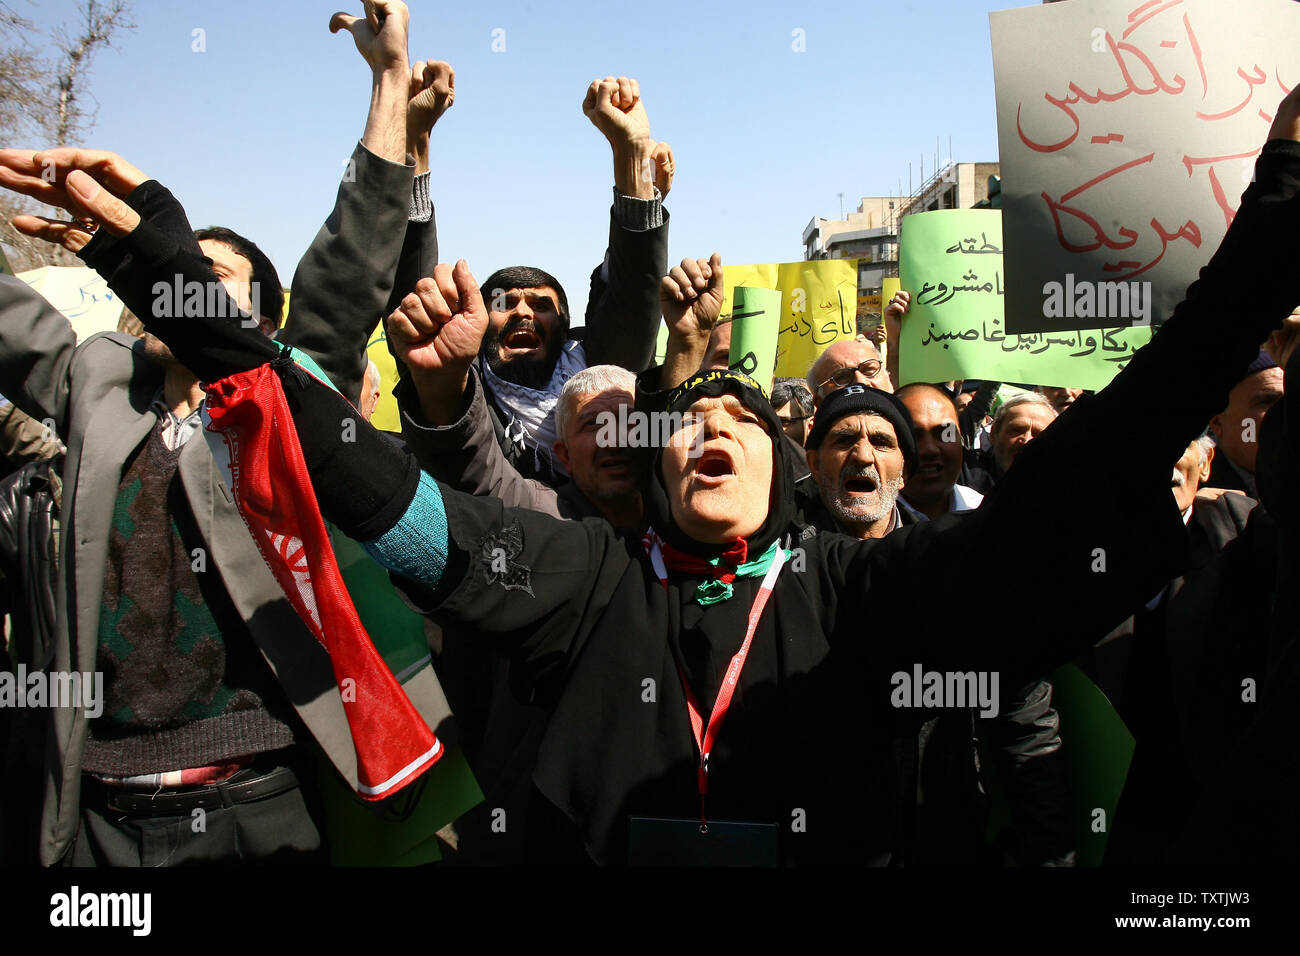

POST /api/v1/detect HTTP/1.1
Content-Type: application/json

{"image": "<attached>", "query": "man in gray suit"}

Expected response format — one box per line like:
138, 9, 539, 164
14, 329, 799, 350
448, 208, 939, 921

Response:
0, 0, 459, 866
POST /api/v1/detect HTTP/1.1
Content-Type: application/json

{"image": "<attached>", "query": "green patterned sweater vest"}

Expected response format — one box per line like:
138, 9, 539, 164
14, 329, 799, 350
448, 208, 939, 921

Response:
82, 418, 296, 774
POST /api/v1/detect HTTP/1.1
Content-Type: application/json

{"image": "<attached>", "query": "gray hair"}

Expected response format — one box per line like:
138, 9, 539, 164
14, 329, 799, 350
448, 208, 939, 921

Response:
1193, 430, 1216, 465
555, 364, 636, 439
990, 391, 1057, 439
364, 359, 381, 392
771, 377, 814, 416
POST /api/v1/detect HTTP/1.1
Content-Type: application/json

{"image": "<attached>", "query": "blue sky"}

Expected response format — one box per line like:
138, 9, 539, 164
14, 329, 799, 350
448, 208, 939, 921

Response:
14, 0, 1035, 316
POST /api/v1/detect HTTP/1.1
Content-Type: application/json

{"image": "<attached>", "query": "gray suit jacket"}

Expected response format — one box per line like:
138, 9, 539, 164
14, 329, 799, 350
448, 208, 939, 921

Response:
0, 142, 453, 865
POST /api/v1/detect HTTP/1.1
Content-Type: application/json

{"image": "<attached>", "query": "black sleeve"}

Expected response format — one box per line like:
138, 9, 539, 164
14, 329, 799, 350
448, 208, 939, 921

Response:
79, 184, 417, 542
578, 207, 669, 371
982, 679, 1074, 865
400, 485, 634, 701
382, 211, 438, 388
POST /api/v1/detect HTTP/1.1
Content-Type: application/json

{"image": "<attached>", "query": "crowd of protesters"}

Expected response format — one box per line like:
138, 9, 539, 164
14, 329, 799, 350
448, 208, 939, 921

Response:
0, 1, 1297, 868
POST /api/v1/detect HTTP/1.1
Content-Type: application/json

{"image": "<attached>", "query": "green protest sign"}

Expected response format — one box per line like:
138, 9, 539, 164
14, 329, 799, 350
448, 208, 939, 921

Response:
728, 286, 783, 395
898, 209, 1151, 390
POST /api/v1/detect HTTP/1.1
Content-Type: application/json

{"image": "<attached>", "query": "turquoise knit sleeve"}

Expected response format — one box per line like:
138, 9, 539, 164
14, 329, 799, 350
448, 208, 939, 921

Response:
360, 470, 450, 597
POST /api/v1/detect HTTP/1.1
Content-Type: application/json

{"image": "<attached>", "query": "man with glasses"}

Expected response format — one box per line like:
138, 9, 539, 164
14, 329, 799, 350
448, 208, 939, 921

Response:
806, 339, 893, 403
770, 378, 814, 445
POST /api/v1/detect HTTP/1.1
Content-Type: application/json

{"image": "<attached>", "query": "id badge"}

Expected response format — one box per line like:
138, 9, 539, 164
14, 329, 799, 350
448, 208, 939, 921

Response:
627, 816, 779, 866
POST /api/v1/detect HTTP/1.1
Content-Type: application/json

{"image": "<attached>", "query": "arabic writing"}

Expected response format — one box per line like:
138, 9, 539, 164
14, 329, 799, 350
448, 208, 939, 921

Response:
919, 317, 1139, 365
776, 286, 855, 347
1014, 0, 1290, 282
899, 209, 1154, 390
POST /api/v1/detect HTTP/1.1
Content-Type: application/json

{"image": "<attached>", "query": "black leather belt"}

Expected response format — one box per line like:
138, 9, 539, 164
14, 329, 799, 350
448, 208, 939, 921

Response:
84, 765, 301, 818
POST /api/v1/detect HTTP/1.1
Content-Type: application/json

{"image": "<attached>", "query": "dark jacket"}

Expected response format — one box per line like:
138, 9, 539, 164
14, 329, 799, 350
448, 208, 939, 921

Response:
1097, 491, 1275, 865
1204, 452, 1258, 499
0, 458, 60, 864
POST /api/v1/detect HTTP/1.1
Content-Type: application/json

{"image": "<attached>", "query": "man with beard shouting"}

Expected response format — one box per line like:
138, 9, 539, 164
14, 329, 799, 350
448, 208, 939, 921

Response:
468, 76, 673, 484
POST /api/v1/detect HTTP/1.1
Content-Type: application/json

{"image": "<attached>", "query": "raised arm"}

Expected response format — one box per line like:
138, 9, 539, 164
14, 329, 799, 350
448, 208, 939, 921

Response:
384, 58, 453, 321
958, 378, 1000, 445
659, 253, 724, 389
578, 76, 671, 371
277, 2, 417, 405
883, 289, 909, 389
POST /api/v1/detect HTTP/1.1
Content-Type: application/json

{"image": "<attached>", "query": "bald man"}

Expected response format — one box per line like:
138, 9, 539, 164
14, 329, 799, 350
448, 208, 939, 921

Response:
806, 339, 893, 405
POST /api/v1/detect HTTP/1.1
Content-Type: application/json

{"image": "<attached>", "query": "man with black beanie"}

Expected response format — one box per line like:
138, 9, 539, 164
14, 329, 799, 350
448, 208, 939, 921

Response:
803, 384, 917, 539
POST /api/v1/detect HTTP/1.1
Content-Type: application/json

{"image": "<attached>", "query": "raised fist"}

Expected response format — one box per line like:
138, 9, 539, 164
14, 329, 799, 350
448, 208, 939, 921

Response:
583, 75, 652, 149
387, 260, 488, 377
661, 253, 725, 340
408, 59, 455, 138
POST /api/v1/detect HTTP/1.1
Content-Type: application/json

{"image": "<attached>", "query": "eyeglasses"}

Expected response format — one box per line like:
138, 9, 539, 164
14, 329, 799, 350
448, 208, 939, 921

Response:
817, 359, 883, 393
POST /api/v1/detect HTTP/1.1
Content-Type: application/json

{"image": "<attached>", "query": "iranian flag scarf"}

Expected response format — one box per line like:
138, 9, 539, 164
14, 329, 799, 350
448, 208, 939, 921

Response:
202, 358, 442, 801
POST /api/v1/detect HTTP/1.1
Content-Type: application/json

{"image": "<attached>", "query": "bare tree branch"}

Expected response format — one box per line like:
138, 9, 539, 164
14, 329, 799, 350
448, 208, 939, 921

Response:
0, 0, 133, 270
52, 0, 135, 147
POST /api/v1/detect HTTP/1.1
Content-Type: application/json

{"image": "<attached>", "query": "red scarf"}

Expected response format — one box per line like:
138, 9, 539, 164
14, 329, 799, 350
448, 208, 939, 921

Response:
204, 363, 442, 801
655, 537, 749, 584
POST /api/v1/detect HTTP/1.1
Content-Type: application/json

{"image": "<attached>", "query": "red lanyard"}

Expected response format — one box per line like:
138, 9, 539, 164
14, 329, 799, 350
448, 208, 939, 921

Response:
646, 537, 787, 831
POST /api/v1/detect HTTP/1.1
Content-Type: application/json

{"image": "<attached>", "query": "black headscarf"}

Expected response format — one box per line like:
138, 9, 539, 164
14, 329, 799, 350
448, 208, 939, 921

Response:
638, 368, 800, 559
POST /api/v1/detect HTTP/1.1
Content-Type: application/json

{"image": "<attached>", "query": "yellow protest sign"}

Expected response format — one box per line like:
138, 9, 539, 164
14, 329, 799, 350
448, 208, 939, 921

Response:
366, 331, 402, 432
881, 277, 900, 310
721, 259, 858, 379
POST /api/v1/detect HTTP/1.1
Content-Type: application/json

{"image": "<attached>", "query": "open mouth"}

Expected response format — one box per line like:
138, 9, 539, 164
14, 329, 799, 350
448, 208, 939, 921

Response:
599, 455, 631, 472
844, 475, 878, 495
503, 327, 543, 353
915, 462, 943, 478
694, 450, 736, 484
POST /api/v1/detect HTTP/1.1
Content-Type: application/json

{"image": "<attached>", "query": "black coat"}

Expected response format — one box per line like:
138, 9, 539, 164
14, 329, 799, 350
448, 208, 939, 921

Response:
412, 415, 1187, 864
1090, 493, 1276, 864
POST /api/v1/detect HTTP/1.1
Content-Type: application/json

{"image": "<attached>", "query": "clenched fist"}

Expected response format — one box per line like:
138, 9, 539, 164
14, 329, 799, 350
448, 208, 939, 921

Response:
408, 59, 455, 138
661, 253, 725, 340
583, 76, 651, 149
388, 261, 489, 425
584, 76, 671, 200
